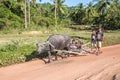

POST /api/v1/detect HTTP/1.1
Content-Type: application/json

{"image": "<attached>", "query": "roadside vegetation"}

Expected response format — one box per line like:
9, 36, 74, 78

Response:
0, 0, 120, 67
0, 28, 120, 67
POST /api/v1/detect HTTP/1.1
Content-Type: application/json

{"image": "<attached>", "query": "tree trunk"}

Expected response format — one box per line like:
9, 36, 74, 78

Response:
28, 0, 30, 26
24, 0, 27, 29
55, 0, 57, 28
33, 0, 36, 8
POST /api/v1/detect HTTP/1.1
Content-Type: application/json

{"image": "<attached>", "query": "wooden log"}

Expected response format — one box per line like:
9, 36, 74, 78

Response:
53, 49, 88, 56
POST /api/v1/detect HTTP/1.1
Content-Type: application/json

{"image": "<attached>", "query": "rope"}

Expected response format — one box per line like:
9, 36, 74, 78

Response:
46, 41, 55, 48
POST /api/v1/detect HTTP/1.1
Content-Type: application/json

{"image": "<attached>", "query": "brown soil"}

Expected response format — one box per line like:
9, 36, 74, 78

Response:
0, 45, 120, 80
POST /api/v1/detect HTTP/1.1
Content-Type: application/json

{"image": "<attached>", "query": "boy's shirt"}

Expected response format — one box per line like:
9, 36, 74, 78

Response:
70, 43, 77, 49
91, 33, 96, 41
96, 31, 104, 41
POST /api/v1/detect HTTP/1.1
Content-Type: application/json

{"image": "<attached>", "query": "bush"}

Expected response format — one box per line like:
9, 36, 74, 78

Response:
0, 40, 37, 67
0, 6, 23, 30
0, 7, 11, 18
32, 16, 54, 28
0, 52, 26, 67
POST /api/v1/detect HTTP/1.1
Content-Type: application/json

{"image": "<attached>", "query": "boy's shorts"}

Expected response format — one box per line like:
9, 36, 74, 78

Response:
92, 41, 97, 47
97, 41, 102, 48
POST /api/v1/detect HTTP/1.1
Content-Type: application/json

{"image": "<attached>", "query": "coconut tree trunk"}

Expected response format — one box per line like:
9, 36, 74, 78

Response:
55, 0, 57, 28
28, 0, 30, 26
24, 0, 27, 29
33, 0, 36, 8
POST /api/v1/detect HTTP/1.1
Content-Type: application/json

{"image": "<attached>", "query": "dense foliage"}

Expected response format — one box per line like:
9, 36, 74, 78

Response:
69, 0, 120, 30
0, 0, 120, 30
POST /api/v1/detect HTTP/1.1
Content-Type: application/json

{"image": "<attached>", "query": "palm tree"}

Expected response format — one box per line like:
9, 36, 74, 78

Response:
104, 0, 120, 29
110, 0, 120, 12
93, 0, 111, 24
33, 0, 42, 8
99, 0, 110, 16
69, 3, 85, 24
86, 2, 94, 24
93, 0, 111, 16
86, 2, 100, 24
17, 0, 27, 29
33, 0, 36, 7
25, 0, 42, 28
86, 2, 93, 17
51, 0, 66, 27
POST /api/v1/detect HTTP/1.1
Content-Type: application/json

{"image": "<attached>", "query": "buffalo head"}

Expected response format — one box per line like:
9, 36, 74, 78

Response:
36, 41, 55, 55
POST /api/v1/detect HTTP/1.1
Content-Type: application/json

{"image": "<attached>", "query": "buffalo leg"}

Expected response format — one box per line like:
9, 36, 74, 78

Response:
67, 53, 70, 57
55, 52, 58, 60
48, 51, 51, 63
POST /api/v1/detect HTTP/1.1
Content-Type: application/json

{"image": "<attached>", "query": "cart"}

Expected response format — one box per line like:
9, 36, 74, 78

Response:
53, 42, 92, 56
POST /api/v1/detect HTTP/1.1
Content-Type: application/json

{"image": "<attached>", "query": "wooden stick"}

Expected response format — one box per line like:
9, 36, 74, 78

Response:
53, 49, 88, 56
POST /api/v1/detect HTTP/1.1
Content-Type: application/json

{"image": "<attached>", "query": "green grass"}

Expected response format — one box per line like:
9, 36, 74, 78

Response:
103, 31, 120, 46
0, 28, 120, 67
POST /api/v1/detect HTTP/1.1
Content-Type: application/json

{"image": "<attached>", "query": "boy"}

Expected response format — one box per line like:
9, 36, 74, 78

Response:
91, 29, 97, 52
70, 39, 77, 49
96, 25, 104, 55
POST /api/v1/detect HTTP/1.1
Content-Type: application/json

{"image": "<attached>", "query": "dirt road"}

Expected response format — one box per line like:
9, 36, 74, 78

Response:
0, 45, 120, 80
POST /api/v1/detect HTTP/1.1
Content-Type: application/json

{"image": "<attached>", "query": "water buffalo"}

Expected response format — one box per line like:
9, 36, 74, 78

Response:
36, 34, 71, 63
